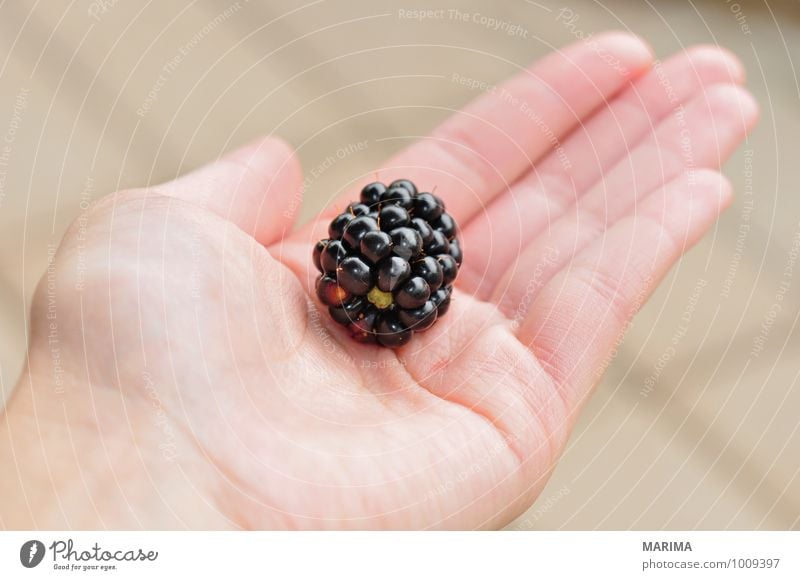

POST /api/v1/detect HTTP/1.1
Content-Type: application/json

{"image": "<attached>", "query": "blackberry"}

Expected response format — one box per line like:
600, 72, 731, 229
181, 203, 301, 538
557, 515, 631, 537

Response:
378, 204, 410, 230
313, 179, 461, 348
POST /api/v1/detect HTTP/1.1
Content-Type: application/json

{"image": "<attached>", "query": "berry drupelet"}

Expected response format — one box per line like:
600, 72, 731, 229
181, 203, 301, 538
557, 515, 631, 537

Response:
313, 179, 461, 348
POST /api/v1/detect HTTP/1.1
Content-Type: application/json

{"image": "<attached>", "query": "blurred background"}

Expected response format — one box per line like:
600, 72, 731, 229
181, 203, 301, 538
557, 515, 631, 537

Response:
0, 0, 798, 529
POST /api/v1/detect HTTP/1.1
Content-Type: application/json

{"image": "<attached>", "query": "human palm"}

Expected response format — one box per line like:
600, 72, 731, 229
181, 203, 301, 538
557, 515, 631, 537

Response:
1, 33, 756, 529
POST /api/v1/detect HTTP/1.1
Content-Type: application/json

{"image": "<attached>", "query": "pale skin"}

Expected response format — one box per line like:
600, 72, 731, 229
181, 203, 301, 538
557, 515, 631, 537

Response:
0, 33, 757, 529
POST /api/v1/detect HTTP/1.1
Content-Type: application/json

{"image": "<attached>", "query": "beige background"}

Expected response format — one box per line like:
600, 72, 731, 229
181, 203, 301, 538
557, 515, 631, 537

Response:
0, 0, 798, 529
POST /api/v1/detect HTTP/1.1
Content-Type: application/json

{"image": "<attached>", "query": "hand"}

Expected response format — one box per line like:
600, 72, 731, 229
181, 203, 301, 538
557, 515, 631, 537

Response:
0, 33, 757, 529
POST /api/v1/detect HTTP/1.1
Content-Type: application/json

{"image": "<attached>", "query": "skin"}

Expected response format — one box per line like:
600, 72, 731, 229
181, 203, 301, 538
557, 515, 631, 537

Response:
0, 33, 757, 529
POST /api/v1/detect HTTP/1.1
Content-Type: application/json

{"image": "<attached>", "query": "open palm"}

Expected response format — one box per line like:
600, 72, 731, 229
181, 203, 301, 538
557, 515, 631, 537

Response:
4, 33, 756, 529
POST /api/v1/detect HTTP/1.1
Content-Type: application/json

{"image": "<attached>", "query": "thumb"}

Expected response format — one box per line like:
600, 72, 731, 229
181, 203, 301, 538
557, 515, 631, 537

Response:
156, 136, 303, 247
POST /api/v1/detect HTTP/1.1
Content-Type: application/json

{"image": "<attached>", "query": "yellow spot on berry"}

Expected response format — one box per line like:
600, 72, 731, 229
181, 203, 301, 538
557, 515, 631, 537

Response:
367, 286, 393, 309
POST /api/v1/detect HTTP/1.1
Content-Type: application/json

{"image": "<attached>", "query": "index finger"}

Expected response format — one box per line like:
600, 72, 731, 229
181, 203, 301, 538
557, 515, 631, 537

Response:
320, 32, 653, 226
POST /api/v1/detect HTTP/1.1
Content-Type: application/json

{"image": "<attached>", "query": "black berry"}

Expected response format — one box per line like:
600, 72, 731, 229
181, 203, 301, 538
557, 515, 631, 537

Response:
320, 240, 348, 273
395, 276, 430, 309
314, 179, 461, 347
426, 230, 450, 255
381, 185, 413, 209
342, 215, 378, 248
313, 240, 327, 273
449, 238, 463, 266
390, 227, 422, 260
389, 178, 418, 196
431, 286, 452, 316
317, 275, 352, 306
410, 217, 434, 245
329, 296, 367, 326
360, 182, 386, 206
414, 193, 443, 221
379, 205, 410, 231
350, 308, 379, 343
360, 231, 393, 263
398, 300, 437, 331
328, 213, 354, 240
377, 256, 411, 292
433, 213, 457, 238
412, 256, 444, 292
346, 202, 370, 217
337, 256, 372, 295
375, 312, 412, 348
437, 254, 458, 286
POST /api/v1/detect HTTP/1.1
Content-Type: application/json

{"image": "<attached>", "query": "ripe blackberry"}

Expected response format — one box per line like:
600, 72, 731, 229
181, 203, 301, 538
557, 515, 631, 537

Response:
313, 179, 461, 348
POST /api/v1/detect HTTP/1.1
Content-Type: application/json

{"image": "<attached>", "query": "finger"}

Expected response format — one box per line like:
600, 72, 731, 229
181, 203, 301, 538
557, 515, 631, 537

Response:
490, 84, 758, 313
460, 46, 745, 295
312, 32, 653, 232
516, 169, 732, 411
156, 136, 302, 246
517, 45, 744, 195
